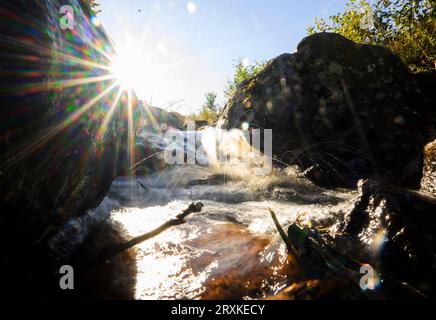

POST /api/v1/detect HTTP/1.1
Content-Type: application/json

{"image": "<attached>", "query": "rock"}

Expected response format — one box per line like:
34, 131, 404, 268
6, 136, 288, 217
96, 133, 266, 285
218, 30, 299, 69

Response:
220, 33, 436, 187
0, 0, 135, 295
139, 103, 186, 132
338, 178, 436, 297
134, 105, 210, 174
133, 104, 187, 174
421, 139, 436, 197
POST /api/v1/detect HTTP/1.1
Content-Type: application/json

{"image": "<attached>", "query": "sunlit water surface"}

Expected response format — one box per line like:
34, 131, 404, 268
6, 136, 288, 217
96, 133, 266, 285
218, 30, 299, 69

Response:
53, 128, 356, 299
105, 162, 355, 299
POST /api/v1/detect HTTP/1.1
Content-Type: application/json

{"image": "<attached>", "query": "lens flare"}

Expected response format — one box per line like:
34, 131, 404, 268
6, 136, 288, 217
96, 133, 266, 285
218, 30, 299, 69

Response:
187, 2, 197, 14
110, 47, 145, 91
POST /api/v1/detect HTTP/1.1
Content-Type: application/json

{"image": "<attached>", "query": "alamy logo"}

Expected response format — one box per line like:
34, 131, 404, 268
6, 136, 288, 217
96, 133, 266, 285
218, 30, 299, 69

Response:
60, 5, 75, 30
162, 122, 273, 175
359, 264, 376, 290
59, 265, 74, 290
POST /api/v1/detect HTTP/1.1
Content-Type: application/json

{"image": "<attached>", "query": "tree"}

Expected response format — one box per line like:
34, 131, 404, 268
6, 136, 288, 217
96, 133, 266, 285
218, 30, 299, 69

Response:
202, 92, 218, 112
307, 0, 435, 73
196, 91, 220, 124
224, 59, 266, 98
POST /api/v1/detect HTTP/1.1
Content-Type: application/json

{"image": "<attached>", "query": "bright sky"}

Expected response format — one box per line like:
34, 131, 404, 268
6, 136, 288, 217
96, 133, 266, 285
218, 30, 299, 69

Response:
98, 0, 348, 115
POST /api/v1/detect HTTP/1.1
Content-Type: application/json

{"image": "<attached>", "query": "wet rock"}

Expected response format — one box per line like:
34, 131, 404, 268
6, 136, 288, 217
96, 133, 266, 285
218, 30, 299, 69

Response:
421, 139, 436, 197
338, 178, 436, 297
50, 217, 137, 299
0, 0, 134, 296
133, 103, 187, 174
220, 33, 435, 188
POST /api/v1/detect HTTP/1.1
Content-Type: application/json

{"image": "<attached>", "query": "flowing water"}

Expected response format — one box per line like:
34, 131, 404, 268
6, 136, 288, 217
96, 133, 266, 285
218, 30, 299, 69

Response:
51, 127, 357, 299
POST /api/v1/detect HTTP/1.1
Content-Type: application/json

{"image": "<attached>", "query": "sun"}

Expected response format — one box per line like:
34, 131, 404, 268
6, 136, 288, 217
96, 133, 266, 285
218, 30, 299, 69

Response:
109, 37, 171, 104
110, 45, 148, 92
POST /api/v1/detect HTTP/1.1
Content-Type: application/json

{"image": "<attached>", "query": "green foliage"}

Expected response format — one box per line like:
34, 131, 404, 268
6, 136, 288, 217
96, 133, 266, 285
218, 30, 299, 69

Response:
196, 91, 220, 124
202, 92, 218, 112
80, 0, 101, 15
196, 108, 216, 124
224, 59, 267, 98
308, 0, 435, 73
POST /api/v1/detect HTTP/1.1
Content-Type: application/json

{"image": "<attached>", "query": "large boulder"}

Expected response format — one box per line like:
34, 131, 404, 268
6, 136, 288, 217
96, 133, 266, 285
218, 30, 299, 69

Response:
220, 33, 436, 187
0, 0, 134, 295
421, 139, 436, 197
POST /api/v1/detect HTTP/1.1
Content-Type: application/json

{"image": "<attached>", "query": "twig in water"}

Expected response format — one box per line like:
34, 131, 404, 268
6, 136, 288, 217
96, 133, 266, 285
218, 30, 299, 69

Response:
269, 208, 298, 257
84, 202, 204, 270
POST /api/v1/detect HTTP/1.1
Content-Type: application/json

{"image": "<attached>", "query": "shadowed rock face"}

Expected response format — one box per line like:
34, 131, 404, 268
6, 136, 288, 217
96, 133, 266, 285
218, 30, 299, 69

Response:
421, 139, 436, 197
338, 178, 436, 297
0, 0, 134, 239
0, 0, 136, 295
220, 33, 436, 188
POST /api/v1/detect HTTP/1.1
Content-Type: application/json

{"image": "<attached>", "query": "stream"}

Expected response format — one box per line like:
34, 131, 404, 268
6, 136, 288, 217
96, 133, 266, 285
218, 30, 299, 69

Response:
51, 127, 357, 299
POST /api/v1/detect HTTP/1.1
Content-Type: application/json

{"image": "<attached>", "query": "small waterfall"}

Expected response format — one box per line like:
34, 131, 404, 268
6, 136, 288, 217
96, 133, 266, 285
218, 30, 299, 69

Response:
139, 123, 273, 178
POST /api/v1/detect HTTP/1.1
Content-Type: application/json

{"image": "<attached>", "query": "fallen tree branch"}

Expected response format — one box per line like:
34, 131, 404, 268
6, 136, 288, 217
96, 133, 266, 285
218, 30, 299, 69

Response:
269, 208, 298, 257
83, 201, 204, 270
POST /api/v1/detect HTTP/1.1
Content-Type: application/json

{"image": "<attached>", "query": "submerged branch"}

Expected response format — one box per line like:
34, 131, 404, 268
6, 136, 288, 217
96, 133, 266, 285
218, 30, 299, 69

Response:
83, 202, 204, 270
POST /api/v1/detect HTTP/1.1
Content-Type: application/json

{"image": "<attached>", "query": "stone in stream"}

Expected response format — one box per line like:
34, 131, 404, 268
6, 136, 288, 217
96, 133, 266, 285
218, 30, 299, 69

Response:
220, 32, 436, 188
